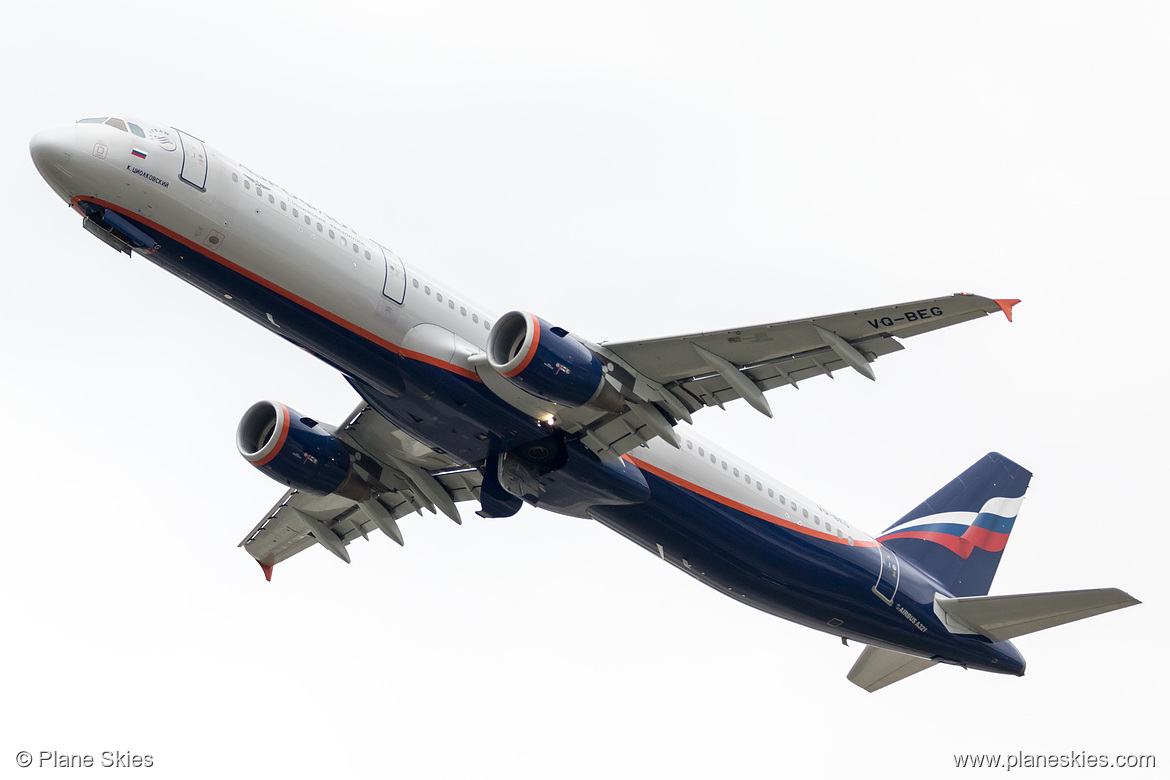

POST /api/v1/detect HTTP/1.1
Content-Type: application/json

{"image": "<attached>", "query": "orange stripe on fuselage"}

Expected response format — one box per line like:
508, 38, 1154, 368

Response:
72, 196, 481, 382
624, 454, 878, 547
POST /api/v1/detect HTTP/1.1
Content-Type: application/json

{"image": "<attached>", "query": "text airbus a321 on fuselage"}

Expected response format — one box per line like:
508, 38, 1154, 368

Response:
31, 115, 1138, 691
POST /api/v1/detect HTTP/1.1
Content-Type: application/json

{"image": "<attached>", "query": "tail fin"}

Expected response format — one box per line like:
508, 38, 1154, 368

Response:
878, 452, 1031, 596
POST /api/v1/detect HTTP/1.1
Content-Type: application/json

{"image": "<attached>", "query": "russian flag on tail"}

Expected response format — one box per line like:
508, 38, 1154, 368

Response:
878, 452, 1031, 597
878, 495, 1021, 559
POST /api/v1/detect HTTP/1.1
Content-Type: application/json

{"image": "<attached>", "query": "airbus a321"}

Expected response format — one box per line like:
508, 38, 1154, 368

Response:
31, 116, 1138, 691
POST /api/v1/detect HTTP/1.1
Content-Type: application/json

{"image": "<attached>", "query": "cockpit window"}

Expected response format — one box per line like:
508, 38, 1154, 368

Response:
76, 116, 139, 134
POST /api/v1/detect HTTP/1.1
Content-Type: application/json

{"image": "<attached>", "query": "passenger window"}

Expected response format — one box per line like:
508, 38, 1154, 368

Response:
449, 300, 456, 310
245, 180, 251, 190
305, 215, 311, 225
354, 244, 359, 253
232, 173, 239, 183
472, 313, 479, 323
460, 306, 467, 316
733, 468, 739, 477
413, 279, 420, 288
317, 222, 323, 232
365, 251, 371, 260
436, 293, 443, 303
293, 208, 299, 217
268, 194, 275, 204
329, 229, 335, 239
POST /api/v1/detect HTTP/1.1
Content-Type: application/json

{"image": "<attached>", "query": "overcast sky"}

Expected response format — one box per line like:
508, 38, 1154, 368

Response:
3, 2, 1166, 778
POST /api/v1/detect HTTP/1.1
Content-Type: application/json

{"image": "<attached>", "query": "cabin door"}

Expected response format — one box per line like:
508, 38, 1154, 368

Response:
379, 244, 407, 304
872, 545, 900, 605
175, 129, 208, 190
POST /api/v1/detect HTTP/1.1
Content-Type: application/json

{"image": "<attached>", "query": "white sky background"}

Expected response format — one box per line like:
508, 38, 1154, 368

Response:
2, 2, 1166, 777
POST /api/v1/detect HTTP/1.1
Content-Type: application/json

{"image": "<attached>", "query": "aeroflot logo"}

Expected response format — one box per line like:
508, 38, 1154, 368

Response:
149, 128, 177, 151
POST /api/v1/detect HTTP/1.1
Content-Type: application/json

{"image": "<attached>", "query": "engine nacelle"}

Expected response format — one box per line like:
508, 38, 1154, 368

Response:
486, 311, 620, 409
236, 401, 368, 499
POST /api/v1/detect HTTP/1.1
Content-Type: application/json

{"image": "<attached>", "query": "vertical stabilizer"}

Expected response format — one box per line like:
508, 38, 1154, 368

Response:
878, 453, 1031, 596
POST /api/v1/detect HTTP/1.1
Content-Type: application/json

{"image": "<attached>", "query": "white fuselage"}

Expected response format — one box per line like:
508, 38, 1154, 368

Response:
32, 115, 862, 543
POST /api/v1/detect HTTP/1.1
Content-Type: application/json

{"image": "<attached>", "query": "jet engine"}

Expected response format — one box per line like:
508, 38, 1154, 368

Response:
236, 401, 369, 499
486, 311, 621, 410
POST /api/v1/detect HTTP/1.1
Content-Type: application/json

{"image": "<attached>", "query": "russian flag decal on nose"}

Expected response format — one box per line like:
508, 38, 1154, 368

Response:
131, 148, 147, 159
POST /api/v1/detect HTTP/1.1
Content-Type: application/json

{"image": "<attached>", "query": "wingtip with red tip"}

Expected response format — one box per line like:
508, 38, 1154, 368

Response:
994, 298, 1021, 323
259, 561, 273, 582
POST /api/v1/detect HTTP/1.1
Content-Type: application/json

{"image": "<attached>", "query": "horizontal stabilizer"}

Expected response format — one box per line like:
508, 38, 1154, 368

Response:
847, 645, 938, 692
935, 588, 1140, 643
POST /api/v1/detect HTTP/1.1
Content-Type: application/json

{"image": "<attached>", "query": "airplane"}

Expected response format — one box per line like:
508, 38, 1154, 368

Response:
30, 115, 1139, 691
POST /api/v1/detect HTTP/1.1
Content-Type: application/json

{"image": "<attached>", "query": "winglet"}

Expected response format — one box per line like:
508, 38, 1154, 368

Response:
258, 561, 274, 582
994, 298, 1021, 323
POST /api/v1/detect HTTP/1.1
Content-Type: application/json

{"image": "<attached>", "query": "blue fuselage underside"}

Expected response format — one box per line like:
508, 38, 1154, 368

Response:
102, 200, 1023, 674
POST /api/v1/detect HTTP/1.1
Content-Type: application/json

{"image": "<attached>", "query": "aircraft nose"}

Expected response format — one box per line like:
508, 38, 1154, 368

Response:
30, 125, 77, 169
31, 125, 79, 201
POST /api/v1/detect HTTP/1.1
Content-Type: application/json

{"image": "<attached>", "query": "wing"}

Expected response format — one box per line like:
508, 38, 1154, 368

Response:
238, 403, 482, 578
568, 294, 1017, 460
